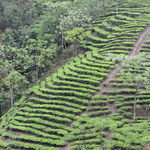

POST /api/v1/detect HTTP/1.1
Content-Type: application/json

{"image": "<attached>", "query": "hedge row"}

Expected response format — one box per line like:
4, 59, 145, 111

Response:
85, 51, 114, 65
86, 31, 108, 43
52, 75, 98, 91
89, 100, 107, 106
68, 132, 102, 142
91, 27, 110, 38
115, 14, 134, 21
102, 88, 140, 95
20, 107, 76, 119
0, 140, 59, 150
29, 97, 86, 110
75, 58, 112, 70
80, 41, 105, 48
0, 139, 8, 148
87, 110, 111, 117
25, 102, 82, 115
88, 106, 109, 111
109, 16, 129, 25
8, 124, 61, 139
81, 57, 113, 69
16, 110, 72, 124
40, 87, 91, 99
101, 21, 124, 32
57, 71, 101, 86
13, 116, 72, 131
9, 141, 59, 150
10, 119, 68, 136
1, 130, 65, 147
64, 65, 103, 81
46, 79, 95, 94
33, 89, 88, 105
91, 50, 107, 60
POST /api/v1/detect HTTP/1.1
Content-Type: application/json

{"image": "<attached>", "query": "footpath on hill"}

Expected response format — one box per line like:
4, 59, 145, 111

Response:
61, 24, 150, 150
103, 24, 150, 84
87, 24, 150, 112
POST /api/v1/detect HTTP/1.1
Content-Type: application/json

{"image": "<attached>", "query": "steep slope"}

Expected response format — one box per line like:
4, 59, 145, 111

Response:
66, 8, 150, 150
0, 1, 150, 150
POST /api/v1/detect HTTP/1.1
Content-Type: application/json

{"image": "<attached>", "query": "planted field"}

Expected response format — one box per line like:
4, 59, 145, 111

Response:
0, 1, 150, 150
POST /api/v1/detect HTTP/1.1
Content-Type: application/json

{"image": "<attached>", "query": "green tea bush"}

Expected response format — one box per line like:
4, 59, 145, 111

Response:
29, 97, 86, 109
86, 31, 108, 43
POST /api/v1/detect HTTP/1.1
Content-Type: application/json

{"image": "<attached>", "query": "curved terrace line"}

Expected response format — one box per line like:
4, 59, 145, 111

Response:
104, 24, 150, 83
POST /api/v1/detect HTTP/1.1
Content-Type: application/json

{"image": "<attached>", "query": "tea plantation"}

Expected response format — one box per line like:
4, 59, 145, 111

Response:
0, 1, 150, 150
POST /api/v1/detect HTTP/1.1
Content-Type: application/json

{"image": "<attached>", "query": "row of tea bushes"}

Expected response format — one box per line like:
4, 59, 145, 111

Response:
1, 1, 150, 149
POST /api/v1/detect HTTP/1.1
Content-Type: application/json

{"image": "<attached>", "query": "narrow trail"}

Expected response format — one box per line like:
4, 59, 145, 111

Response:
98, 25, 150, 114
103, 24, 150, 84
85, 24, 150, 114
64, 24, 150, 150
130, 25, 150, 56
84, 24, 150, 150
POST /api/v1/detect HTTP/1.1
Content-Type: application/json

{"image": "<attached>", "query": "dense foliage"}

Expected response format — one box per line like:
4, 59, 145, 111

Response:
0, 0, 150, 150
0, 0, 119, 114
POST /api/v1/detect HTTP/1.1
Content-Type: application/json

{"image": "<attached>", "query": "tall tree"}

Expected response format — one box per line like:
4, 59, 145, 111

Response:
59, 8, 92, 49
65, 27, 86, 56
3, 70, 29, 115
74, 0, 117, 19
106, 53, 150, 121
38, 1, 71, 47
0, 45, 29, 115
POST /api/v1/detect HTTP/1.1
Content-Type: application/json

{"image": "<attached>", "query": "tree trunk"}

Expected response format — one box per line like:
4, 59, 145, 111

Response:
74, 43, 77, 57
133, 85, 138, 121
0, 103, 2, 117
36, 63, 38, 82
62, 32, 64, 50
35, 51, 39, 82
10, 85, 14, 115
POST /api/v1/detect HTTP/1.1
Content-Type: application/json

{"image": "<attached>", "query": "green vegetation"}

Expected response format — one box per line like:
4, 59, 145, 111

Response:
0, 0, 150, 150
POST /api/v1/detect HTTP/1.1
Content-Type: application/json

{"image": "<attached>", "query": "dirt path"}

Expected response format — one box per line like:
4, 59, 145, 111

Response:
104, 24, 150, 84
130, 25, 150, 56
1, 25, 150, 150
66, 25, 150, 150
96, 24, 150, 114
88, 24, 150, 150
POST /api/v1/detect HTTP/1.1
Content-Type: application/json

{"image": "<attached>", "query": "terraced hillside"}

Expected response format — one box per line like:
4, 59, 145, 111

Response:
0, 1, 150, 150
